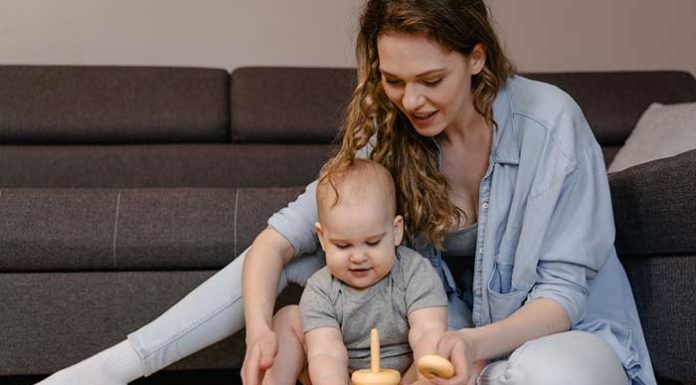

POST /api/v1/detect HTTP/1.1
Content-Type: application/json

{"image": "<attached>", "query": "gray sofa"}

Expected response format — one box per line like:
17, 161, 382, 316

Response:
0, 66, 694, 385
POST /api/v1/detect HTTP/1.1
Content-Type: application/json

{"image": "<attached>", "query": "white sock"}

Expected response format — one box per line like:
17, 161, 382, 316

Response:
37, 340, 147, 385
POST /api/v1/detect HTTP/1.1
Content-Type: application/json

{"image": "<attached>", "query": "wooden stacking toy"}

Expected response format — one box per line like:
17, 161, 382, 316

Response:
351, 329, 401, 385
417, 354, 455, 379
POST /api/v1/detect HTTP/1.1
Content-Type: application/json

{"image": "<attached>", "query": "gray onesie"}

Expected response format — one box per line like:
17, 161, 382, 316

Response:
299, 245, 447, 373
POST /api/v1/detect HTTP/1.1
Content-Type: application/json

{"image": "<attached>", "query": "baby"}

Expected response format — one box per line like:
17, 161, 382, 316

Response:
263, 159, 448, 385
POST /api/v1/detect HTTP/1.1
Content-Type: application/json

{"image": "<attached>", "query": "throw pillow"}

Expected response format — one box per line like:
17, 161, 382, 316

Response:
607, 101, 696, 173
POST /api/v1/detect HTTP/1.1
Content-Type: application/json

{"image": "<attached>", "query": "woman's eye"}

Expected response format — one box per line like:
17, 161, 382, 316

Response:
384, 78, 402, 85
422, 78, 442, 87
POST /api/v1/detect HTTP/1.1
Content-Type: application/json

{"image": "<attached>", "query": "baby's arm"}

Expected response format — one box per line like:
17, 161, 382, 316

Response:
305, 327, 350, 385
404, 307, 448, 383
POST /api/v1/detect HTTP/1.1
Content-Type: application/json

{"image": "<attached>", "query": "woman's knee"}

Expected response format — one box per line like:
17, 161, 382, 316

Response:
478, 331, 629, 385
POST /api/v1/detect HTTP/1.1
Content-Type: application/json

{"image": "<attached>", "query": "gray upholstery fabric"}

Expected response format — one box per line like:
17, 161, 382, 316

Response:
622, 256, 696, 384
2, 67, 696, 383
610, 149, 696, 257
0, 144, 333, 188
231, 67, 355, 143
229, 69, 696, 147
0, 66, 230, 144
0, 270, 243, 375
0, 187, 303, 271
527, 72, 696, 146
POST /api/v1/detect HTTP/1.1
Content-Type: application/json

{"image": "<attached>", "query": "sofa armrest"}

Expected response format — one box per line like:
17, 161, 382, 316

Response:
609, 149, 696, 258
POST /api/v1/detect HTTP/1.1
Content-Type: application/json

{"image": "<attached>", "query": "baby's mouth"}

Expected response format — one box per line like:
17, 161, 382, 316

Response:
349, 267, 371, 277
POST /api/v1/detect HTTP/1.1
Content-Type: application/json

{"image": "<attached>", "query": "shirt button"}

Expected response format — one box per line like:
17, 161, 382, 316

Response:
482, 202, 489, 210
479, 247, 483, 254
474, 288, 482, 297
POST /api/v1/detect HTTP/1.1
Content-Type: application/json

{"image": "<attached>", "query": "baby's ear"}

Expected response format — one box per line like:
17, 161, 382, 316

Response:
393, 215, 404, 246
315, 222, 327, 251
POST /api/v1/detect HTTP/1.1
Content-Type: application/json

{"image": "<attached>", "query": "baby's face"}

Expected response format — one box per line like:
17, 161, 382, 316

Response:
316, 194, 403, 290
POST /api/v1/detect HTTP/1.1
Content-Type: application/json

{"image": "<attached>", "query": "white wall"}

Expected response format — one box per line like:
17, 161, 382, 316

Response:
488, 0, 696, 76
0, 0, 695, 76
0, 0, 360, 69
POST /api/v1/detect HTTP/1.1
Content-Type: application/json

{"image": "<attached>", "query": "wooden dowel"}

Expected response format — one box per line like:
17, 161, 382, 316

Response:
370, 328, 379, 373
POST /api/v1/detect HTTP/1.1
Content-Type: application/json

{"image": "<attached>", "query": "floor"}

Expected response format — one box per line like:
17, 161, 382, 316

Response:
3, 369, 242, 385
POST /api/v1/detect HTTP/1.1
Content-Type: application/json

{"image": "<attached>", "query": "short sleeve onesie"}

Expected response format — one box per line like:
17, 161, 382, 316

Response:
299, 245, 447, 373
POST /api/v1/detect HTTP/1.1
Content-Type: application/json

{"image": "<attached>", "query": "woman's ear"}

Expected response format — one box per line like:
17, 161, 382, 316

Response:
393, 215, 404, 246
469, 43, 486, 75
315, 222, 327, 251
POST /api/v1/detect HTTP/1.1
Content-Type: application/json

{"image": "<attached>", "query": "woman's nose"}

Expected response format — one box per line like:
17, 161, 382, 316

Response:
402, 83, 425, 111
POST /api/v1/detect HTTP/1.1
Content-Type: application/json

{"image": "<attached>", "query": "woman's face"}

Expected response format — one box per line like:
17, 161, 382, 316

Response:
377, 32, 484, 137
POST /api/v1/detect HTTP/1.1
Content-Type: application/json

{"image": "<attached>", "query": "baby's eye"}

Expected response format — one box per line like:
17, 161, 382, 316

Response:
366, 240, 381, 246
335, 244, 350, 250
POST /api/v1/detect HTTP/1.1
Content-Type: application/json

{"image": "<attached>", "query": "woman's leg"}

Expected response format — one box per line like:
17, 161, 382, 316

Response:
476, 331, 629, 385
38, 248, 325, 384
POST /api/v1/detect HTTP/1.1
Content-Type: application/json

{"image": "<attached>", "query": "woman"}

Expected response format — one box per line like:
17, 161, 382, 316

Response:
39, 1, 656, 385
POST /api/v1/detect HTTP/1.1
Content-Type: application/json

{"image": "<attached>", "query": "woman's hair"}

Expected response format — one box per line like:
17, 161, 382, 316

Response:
321, 0, 515, 248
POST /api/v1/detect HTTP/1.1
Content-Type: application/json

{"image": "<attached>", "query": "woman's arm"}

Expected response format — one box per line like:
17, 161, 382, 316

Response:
305, 327, 351, 385
241, 227, 296, 385
436, 298, 570, 385
464, 298, 569, 361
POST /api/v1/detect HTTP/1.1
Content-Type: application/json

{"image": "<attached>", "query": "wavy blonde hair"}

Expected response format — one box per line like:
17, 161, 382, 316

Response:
320, 0, 515, 249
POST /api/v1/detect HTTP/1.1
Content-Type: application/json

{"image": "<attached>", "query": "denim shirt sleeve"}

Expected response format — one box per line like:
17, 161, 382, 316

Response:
267, 180, 320, 256
524, 142, 616, 326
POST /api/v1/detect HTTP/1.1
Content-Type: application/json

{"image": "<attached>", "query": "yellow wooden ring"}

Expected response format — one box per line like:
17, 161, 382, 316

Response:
351, 368, 401, 385
417, 354, 455, 379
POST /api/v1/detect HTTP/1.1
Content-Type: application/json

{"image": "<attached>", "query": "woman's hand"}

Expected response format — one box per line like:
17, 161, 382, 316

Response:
241, 328, 278, 385
432, 330, 478, 385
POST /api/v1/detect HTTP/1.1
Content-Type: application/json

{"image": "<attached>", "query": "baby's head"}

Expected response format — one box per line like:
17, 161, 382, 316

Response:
315, 159, 404, 290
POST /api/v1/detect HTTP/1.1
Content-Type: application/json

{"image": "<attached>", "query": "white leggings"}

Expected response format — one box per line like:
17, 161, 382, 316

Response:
126, 250, 629, 385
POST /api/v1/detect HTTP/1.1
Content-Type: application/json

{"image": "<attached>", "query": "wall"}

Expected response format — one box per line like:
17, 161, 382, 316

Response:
0, 0, 694, 75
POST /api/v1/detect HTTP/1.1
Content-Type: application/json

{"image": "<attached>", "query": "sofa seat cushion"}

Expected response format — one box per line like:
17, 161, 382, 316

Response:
0, 66, 230, 144
0, 187, 307, 271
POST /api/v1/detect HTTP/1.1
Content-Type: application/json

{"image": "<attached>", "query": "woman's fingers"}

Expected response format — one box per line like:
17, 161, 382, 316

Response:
435, 332, 471, 385
241, 344, 260, 385
242, 332, 278, 385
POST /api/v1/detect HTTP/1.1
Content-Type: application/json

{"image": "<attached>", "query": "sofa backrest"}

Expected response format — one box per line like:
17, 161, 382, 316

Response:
527, 71, 696, 164
0, 65, 230, 144
2, 66, 695, 189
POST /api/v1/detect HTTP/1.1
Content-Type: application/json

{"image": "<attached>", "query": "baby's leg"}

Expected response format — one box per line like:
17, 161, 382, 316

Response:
263, 305, 308, 385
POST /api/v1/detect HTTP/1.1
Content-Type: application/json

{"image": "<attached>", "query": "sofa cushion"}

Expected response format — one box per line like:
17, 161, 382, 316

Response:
0, 144, 333, 188
622, 256, 696, 384
610, 149, 696, 258
608, 101, 696, 173
0, 270, 241, 375
0, 187, 306, 271
231, 67, 355, 143
526, 71, 696, 147
0, 66, 230, 144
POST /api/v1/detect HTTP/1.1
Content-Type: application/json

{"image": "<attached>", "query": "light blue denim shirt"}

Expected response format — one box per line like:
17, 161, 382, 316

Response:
268, 76, 656, 385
